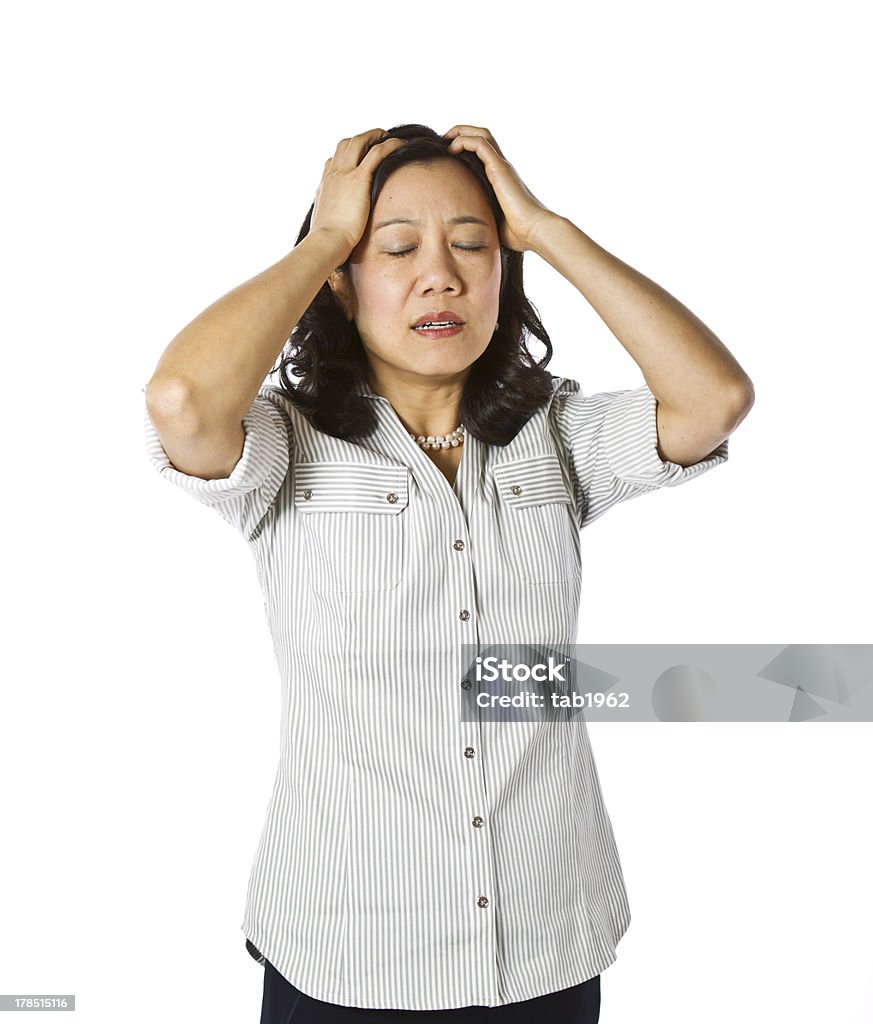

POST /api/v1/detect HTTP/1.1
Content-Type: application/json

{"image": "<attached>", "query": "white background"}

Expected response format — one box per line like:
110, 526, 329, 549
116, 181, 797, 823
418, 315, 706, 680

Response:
2, 0, 871, 1021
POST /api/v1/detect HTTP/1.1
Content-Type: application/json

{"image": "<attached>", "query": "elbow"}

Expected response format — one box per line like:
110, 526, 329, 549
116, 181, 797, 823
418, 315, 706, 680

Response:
144, 375, 202, 438
735, 373, 755, 409
721, 376, 755, 432
734, 373, 755, 414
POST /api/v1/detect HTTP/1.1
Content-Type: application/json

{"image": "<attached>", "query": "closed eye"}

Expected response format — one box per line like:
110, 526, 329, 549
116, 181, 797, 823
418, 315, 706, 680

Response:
385, 244, 487, 258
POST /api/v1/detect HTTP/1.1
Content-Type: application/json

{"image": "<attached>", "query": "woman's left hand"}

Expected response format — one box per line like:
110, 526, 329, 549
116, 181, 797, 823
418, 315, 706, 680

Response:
443, 125, 556, 253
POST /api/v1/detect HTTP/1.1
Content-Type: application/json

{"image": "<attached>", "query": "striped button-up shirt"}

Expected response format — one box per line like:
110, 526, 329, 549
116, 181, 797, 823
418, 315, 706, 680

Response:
143, 374, 728, 1010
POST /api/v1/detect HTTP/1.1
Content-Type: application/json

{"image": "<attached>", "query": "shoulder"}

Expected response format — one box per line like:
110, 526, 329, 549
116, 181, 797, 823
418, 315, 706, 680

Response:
548, 374, 581, 398
257, 383, 294, 413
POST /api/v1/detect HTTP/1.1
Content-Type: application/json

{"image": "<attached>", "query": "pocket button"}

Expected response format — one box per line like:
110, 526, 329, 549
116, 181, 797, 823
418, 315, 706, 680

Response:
294, 463, 408, 592
493, 454, 577, 585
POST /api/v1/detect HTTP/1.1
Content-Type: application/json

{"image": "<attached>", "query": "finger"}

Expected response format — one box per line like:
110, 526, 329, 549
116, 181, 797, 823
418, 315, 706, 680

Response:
447, 133, 502, 162
332, 128, 389, 166
450, 132, 503, 159
358, 135, 407, 173
444, 124, 491, 137
445, 126, 504, 158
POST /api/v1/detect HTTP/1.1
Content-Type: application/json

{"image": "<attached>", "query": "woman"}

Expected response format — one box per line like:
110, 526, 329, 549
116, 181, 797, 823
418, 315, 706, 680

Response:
143, 123, 753, 1022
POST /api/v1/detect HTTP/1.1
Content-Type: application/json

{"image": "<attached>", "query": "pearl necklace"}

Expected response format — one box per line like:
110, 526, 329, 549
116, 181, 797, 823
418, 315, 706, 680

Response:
408, 424, 466, 451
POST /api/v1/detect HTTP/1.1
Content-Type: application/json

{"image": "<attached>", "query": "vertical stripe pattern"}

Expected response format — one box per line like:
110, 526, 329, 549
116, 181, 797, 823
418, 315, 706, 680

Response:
142, 375, 728, 1011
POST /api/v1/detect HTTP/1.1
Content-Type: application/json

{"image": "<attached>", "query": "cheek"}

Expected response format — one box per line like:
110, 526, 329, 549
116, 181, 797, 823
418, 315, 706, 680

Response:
483, 258, 503, 304
353, 272, 406, 319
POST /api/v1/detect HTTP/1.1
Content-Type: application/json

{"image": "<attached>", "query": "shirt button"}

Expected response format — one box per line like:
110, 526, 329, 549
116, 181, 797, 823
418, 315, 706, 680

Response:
460, 678, 472, 690
453, 539, 465, 550
472, 816, 484, 828
463, 746, 475, 757
459, 609, 470, 621
302, 489, 313, 500
386, 492, 398, 503
477, 896, 489, 909
510, 484, 522, 495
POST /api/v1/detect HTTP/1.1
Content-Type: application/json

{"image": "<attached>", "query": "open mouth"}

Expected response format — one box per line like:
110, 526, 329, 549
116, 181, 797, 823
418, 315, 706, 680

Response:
412, 322, 465, 337
412, 311, 466, 336
412, 310, 465, 333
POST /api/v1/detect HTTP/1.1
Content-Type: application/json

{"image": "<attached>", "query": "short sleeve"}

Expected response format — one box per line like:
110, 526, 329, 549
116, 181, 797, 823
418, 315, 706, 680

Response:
143, 385, 293, 541
552, 383, 729, 529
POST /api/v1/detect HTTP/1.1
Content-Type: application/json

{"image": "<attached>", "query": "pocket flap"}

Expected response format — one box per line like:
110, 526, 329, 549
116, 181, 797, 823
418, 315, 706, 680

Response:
492, 453, 571, 508
294, 462, 409, 513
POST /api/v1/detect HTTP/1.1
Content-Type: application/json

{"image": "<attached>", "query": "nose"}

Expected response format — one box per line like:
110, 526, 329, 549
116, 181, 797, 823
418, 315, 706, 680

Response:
414, 242, 463, 295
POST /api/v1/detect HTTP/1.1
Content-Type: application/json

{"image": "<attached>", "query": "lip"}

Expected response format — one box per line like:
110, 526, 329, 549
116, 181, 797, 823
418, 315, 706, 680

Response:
411, 310, 465, 328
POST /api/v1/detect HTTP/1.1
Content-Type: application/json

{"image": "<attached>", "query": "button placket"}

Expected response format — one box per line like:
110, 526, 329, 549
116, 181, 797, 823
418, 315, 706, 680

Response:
446, 524, 494, 949
462, 699, 494, 934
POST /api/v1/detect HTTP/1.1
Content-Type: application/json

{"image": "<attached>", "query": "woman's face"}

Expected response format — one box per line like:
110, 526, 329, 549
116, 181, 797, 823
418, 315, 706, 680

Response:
331, 159, 502, 390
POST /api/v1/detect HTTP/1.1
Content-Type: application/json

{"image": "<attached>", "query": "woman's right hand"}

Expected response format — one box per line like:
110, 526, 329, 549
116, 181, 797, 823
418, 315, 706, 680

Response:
309, 128, 406, 263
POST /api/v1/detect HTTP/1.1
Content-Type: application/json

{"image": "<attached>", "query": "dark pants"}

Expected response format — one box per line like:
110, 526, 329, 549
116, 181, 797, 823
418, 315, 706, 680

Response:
259, 958, 601, 1024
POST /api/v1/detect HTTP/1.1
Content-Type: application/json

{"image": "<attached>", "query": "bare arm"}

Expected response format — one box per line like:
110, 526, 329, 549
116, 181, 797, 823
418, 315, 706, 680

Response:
145, 229, 350, 479
444, 125, 755, 467
528, 214, 754, 465
145, 129, 406, 480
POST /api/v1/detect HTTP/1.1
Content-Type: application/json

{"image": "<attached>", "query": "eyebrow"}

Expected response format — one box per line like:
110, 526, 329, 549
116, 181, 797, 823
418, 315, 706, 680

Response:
373, 215, 490, 231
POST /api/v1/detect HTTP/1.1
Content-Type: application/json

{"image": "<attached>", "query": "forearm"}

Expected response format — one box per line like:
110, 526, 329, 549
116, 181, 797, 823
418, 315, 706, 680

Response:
531, 214, 753, 418
146, 227, 349, 432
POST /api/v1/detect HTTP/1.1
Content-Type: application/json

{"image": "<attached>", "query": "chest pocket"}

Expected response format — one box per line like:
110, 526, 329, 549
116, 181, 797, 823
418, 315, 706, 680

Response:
492, 453, 578, 585
294, 462, 408, 593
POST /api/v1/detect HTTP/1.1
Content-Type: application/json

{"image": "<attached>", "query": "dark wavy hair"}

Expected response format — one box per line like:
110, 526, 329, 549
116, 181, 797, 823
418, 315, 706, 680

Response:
268, 123, 557, 445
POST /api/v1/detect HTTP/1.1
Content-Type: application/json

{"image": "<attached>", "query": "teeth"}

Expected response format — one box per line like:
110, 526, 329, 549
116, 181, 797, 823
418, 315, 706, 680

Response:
417, 321, 457, 328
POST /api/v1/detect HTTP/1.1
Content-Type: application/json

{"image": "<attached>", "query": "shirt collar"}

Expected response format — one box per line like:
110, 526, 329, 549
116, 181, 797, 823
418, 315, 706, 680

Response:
352, 379, 385, 401
352, 374, 579, 400
551, 375, 579, 395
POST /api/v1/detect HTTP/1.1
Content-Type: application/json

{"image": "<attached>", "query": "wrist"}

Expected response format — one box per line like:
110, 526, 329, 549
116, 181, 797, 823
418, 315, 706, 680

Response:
302, 225, 357, 269
525, 210, 567, 258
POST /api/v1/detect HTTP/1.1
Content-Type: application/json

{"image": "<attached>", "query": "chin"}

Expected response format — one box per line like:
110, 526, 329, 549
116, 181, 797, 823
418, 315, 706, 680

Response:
413, 358, 477, 378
